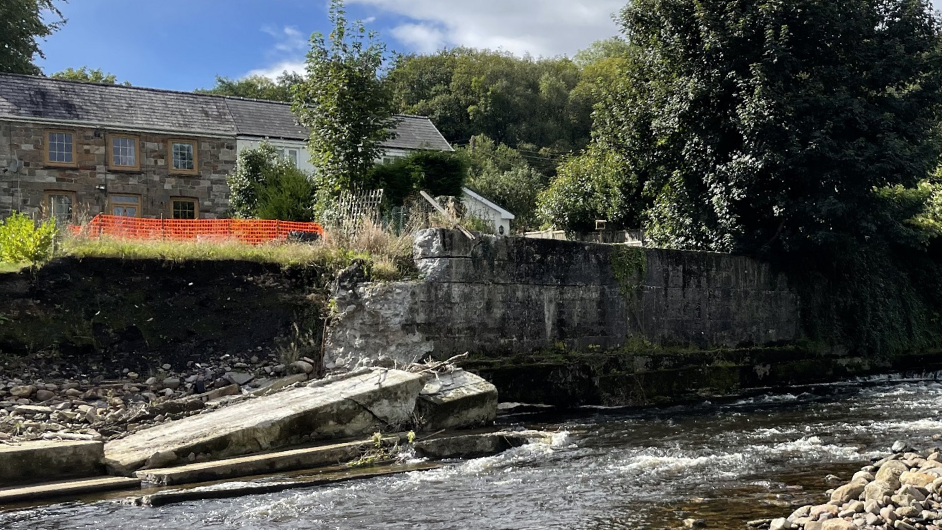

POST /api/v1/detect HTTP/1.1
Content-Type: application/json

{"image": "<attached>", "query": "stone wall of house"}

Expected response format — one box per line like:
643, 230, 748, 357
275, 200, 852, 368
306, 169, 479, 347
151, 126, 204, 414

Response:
0, 120, 237, 220
324, 229, 801, 369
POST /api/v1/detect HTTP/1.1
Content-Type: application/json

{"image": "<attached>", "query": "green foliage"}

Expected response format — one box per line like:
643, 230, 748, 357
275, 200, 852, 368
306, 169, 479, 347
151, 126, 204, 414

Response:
195, 72, 301, 101
292, 0, 397, 213
610, 246, 647, 297
227, 143, 315, 221
0, 0, 64, 75
0, 212, 56, 266
50, 66, 129, 85
460, 135, 547, 232
365, 150, 468, 208
603, 0, 942, 255
538, 146, 638, 232
385, 47, 593, 158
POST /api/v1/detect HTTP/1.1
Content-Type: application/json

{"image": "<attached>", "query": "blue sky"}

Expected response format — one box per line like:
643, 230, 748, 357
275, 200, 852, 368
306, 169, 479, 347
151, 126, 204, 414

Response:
35, 0, 942, 93
35, 0, 625, 92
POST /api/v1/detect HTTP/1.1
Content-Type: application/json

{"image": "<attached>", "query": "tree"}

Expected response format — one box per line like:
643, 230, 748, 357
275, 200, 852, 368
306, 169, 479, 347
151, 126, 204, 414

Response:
603, 0, 942, 255
196, 72, 302, 102
50, 66, 128, 85
0, 0, 65, 75
226, 143, 315, 222
292, 0, 397, 211
461, 135, 548, 231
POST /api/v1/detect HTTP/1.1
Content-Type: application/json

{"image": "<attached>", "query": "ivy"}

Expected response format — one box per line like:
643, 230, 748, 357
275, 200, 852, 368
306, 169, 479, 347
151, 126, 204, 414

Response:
611, 246, 647, 298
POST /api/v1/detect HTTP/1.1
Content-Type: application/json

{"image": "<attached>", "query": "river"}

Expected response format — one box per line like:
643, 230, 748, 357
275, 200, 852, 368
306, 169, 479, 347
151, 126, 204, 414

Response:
3, 376, 941, 529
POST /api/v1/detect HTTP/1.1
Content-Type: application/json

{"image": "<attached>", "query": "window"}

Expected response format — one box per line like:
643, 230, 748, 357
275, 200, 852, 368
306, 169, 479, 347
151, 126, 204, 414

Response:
276, 147, 300, 168
44, 191, 75, 225
169, 140, 198, 174
171, 198, 198, 219
108, 134, 139, 170
109, 194, 141, 217
44, 130, 76, 166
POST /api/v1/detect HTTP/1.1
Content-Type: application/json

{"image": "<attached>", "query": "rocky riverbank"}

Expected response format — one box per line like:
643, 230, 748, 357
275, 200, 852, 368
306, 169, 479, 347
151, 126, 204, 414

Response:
768, 443, 942, 530
0, 351, 325, 444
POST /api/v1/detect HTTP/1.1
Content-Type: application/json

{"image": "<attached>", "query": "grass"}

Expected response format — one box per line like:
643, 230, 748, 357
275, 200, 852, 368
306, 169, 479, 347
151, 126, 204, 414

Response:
63, 237, 342, 266
54, 217, 418, 281
0, 263, 26, 274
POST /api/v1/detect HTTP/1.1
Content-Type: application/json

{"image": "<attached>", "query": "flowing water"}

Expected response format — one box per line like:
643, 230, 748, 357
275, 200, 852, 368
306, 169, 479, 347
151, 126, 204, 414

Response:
4, 377, 942, 530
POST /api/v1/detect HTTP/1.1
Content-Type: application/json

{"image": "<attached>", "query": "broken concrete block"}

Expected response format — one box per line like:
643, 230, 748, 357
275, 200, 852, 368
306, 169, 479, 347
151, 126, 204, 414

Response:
0, 440, 104, 486
415, 369, 498, 431
103, 368, 426, 475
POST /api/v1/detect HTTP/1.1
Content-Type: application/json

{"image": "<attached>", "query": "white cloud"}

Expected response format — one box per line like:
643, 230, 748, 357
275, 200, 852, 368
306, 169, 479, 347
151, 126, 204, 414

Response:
390, 23, 445, 53
247, 60, 306, 80
349, 0, 625, 57
250, 25, 310, 80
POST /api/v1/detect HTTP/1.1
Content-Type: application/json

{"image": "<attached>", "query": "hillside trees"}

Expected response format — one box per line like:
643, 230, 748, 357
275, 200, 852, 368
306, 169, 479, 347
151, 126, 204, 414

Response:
196, 73, 301, 101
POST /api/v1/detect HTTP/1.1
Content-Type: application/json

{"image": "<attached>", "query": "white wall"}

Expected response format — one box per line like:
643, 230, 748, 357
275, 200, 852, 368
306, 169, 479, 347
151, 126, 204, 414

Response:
236, 138, 316, 174
236, 138, 414, 175
463, 192, 511, 235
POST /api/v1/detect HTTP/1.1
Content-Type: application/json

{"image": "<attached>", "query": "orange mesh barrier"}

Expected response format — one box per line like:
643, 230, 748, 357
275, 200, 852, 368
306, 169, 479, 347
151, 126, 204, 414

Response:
70, 215, 324, 245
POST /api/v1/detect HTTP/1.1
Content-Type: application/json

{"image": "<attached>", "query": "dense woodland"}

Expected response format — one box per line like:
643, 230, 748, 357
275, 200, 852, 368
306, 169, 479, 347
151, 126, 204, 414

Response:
7, 0, 942, 358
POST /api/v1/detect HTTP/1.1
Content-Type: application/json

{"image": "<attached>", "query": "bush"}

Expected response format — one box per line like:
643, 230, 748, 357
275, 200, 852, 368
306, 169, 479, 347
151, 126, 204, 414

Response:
0, 212, 57, 266
365, 150, 468, 208
227, 143, 316, 221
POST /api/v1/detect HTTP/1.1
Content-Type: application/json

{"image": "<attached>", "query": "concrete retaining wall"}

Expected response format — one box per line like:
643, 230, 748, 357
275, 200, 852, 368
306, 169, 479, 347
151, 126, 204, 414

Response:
325, 229, 800, 369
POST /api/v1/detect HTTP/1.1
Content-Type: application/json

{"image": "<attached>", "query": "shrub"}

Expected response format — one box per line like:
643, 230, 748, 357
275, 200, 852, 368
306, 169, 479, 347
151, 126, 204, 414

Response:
227, 142, 316, 221
0, 212, 57, 266
365, 150, 468, 208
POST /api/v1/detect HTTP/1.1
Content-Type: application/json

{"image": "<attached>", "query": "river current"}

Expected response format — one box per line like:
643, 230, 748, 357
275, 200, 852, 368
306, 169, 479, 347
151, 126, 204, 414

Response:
4, 377, 942, 529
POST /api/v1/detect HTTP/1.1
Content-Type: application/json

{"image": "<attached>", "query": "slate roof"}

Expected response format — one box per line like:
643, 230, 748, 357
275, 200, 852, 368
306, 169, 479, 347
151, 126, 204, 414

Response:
0, 73, 453, 151
223, 98, 307, 139
0, 73, 236, 136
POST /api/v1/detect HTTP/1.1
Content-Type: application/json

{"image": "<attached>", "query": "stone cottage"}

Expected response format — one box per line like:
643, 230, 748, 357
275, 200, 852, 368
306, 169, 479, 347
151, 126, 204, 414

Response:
0, 73, 454, 222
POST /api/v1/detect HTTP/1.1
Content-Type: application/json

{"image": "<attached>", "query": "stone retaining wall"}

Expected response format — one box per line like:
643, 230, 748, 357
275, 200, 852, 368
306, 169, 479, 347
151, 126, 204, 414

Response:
325, 229, 800, 369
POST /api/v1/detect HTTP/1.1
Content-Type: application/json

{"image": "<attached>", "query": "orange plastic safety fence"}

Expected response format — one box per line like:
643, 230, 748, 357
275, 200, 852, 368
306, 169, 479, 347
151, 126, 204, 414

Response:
70, 215, 324, 245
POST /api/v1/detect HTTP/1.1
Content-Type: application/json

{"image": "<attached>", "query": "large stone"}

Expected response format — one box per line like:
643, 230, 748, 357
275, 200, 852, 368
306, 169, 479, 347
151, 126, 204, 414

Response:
0, 440, 104, 486
821, 520, 855, 530
830, 483, 865, 503
103, 368, 426, 475
876, 460, 910, 490
901, 470, 935, 488
9, 385, 35, 398
864, 480, 895, 502
415, 369, 498, 431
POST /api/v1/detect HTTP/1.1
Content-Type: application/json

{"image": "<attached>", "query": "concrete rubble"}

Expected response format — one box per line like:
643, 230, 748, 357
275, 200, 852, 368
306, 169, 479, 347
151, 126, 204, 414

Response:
103, 368, 427, 475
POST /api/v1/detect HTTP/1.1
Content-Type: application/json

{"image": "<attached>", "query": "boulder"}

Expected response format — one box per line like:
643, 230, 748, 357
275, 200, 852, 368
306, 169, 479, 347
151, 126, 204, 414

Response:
35, 389, 55, 402
414, 369, 498, 431
864, 480, 895, 502
830, 483, 865, 503
876, 460, 910, 489
10, 385, 35, 398
821, 520, 855, 530
901, 470, 935, 488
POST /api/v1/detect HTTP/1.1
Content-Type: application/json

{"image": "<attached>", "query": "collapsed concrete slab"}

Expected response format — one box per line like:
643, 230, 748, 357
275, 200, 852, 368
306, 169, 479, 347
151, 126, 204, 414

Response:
136, 437, 399, 486
103, 368, 426, 476
415, 369, 498, 431
0, 476, 140, 505
0, 440, 104, 486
